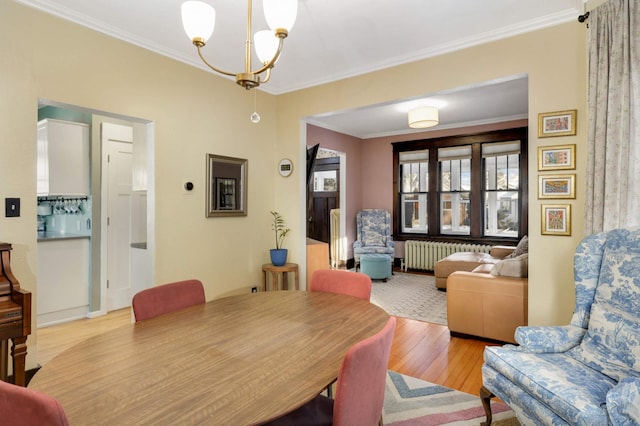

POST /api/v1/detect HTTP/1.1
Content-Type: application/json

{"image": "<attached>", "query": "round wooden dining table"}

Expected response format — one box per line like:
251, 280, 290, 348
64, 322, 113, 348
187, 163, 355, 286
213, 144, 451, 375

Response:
29, 291, 389, 425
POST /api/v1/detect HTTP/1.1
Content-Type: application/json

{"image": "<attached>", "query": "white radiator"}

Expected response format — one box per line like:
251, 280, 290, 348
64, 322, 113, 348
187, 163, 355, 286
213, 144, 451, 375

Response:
330, 209, 342, 268
404, 240, 491, 271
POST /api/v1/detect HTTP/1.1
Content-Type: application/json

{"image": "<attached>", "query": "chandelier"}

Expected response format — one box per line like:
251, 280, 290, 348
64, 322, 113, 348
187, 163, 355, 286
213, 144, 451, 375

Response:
181, 0, 297, 90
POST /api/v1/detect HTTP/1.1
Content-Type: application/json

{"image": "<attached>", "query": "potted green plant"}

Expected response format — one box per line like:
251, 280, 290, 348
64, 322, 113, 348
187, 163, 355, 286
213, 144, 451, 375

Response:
270, 211, 290, 266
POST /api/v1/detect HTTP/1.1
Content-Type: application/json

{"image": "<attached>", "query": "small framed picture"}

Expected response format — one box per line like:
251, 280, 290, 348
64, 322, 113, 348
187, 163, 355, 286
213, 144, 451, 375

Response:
538, 110, 577, 138
538, 144, 576, 171
538, 174, 576, 199
541, 204, 571, 236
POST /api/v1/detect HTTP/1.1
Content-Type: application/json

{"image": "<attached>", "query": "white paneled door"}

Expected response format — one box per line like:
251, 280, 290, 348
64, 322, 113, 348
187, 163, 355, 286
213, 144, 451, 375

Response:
102, 123, 133, 311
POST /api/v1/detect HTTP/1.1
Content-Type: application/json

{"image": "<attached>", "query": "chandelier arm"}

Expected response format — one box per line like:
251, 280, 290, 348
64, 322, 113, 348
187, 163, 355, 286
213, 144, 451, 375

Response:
260, 67, 272, 84
196, 45, 237, 77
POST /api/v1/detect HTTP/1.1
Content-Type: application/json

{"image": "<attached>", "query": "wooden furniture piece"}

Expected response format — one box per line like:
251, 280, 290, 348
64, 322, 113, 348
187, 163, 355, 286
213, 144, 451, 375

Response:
131, 279, 205, 322
0, 242, 32, 387
262, 262, 299, 291
306, 238, 330, 286
29, 291, 389, 425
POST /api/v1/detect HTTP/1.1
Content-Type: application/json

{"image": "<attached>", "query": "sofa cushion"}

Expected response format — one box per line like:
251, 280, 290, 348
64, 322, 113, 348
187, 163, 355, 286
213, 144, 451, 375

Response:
504, 235, 528, 259
434, 252, 498, 277
568, 228, 640, 382
491, 253, 528, 278
472, 263, 494, 274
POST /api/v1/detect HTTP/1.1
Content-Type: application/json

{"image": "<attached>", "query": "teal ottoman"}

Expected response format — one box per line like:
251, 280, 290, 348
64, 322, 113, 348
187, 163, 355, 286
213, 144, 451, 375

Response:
360, 254, 392, 281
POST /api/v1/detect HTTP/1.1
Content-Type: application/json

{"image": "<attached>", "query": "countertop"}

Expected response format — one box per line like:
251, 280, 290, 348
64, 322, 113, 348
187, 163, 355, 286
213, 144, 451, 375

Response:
37, 231, 90, 241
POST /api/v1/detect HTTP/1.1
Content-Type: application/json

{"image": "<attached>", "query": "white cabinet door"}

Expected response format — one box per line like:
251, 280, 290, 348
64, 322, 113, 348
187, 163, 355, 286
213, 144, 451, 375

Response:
37, 238, 90, 326
37, 119, 90, 195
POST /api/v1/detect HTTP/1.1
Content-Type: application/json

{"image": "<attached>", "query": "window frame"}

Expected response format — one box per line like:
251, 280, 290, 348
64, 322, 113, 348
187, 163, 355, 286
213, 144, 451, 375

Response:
392, 128, 528, 245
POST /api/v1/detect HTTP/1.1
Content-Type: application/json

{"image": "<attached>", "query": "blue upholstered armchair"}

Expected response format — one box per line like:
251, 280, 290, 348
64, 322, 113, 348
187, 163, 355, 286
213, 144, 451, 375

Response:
353, 209, 395, 269
481, 227, 640, 426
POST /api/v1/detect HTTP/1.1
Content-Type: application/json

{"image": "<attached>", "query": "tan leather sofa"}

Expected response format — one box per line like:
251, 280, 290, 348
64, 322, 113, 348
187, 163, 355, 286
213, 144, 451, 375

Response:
434, 245, 515, 289
446, 270, 528, 344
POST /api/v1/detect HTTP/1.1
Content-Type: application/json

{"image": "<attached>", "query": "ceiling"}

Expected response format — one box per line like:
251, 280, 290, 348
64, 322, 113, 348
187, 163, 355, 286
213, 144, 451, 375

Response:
18, 0, 585, 138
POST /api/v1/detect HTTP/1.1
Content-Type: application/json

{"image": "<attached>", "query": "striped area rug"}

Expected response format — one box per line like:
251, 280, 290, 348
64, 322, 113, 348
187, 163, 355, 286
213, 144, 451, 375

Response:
383, 371, 518, 425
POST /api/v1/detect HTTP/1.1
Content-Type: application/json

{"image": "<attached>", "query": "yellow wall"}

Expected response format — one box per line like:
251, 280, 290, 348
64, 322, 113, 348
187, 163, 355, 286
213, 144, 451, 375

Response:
0, 1, 284, 369
277, 22, 588, 328
1, 0, 587, 371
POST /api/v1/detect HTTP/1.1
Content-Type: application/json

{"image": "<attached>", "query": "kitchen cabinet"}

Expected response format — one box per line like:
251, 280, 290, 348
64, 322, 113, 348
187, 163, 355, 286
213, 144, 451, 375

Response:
37, 118, 90, 195
37, 238, 90, 326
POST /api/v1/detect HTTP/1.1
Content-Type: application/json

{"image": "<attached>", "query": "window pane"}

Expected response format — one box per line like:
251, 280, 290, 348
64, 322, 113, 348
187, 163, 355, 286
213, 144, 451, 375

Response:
401, 162, 428, 192
508, 154, 519, 189
485, 157, 497, 190
313, 170, 337, 192
440, 161, 451, 191
401, 193, 427, 233
461, 159, 471, 191
440, 192, 470, 235
484, 191, 519, 237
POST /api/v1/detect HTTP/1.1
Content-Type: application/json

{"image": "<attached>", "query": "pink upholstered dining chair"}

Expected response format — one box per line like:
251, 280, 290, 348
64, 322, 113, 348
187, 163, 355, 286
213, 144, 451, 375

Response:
265, 316, 396, 426
0, 380, 69, 426
310, 269, 372, 301
132, 279, 206, 322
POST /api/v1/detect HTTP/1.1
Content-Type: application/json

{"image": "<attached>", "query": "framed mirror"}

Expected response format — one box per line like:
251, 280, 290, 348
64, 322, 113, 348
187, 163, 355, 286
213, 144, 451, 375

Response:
206, 154, 247, 217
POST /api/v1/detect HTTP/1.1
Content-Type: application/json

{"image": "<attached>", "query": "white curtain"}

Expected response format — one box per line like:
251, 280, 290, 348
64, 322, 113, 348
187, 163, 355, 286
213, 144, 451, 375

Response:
585, 0, 640, 234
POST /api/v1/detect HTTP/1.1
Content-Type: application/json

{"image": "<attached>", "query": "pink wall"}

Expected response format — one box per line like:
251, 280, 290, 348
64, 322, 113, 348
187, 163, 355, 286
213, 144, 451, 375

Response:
307, 124, 363, 259
307, 119, 528, 260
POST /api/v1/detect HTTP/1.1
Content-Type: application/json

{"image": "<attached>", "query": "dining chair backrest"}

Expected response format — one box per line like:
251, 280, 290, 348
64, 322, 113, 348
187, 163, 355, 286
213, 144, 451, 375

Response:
310, 269, 372, 301
132, 279, 205, 322
0, 380, 69, 426
333, 316, 396, 426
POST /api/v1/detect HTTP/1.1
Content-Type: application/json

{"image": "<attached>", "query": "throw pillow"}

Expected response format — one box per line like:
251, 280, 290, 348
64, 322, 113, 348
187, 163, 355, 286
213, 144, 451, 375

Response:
505, 235, 528, 259
491, 253, 528, 277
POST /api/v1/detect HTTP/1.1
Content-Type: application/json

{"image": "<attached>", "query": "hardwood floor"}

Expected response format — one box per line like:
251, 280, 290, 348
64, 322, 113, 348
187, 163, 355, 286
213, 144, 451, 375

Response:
36, 307, 498, 397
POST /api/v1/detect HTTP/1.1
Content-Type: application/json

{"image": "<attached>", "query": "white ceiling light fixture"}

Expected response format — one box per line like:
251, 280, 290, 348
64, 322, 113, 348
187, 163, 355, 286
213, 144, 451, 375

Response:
181, 0, 297, 90
408, 106, 439, 129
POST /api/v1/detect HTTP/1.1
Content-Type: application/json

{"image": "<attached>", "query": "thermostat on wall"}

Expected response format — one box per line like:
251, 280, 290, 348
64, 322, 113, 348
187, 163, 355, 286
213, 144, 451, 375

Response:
279, 158, 293, 177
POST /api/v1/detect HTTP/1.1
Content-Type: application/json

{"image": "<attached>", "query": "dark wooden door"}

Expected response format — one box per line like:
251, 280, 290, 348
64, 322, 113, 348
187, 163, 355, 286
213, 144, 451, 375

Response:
307, 157, 340, 245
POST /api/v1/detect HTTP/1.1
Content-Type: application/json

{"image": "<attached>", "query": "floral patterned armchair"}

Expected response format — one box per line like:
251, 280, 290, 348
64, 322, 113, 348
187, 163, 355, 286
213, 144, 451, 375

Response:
481, 227, 640, 426
353, 209, 395, 269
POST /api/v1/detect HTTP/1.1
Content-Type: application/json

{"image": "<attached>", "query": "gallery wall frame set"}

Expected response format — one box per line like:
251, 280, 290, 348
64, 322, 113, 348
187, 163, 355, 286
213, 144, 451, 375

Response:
537, 144, 576, 171
541, 204, 571, 236
538, 174, 576, 199
538, 109, 577, 138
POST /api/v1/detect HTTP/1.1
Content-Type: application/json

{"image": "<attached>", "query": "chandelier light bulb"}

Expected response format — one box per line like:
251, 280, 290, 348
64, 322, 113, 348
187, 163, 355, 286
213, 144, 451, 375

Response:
250, 112, 261, 123
263, 0, 297, 33
181, 1, 215, 43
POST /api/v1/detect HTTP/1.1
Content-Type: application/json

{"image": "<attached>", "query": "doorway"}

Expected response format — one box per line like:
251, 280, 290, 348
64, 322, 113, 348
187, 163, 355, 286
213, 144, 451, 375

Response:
36, 100, 155, 320
307, 153, 346, 267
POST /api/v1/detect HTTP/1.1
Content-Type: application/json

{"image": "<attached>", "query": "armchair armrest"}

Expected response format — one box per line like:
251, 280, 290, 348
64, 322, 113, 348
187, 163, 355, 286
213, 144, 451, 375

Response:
353, 241, 363, 249
514, 325, 586, 353
490, 246, 516, 259
607, 377, 640, 425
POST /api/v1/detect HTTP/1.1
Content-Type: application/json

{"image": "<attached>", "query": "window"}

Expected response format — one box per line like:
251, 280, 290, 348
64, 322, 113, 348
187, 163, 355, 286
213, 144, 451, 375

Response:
439, 146, 471, 235
399, 151, 428, 233
483, 141, 520, 237
393, 128, 527, 243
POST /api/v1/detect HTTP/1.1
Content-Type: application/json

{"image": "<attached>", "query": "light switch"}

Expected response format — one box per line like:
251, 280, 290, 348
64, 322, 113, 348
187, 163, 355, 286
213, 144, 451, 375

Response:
5, 198, 20, 217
